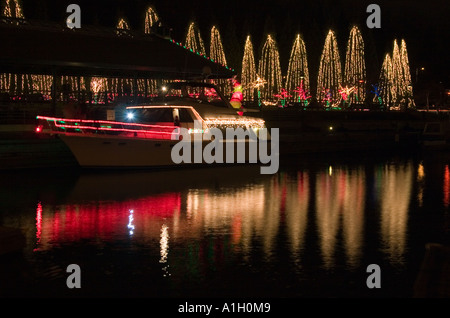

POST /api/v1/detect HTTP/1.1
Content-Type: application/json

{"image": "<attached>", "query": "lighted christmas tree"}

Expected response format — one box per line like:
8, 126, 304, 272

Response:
117, 18, 130, 30
209, 26, 230, 97
377, 53, 395, 108
379, 39, 415, 110
144, 6, 159, 34
344, 26, 366, 105
258, 34, 282, 103
241, 35, 257, 102
184, 22, 206, 56
399, 39, 415, 109
286, 34, 310, 103
209, 26, 227, 66
317, 30, 342, 107
392, 40, 404, 107
2, 0, 24, 19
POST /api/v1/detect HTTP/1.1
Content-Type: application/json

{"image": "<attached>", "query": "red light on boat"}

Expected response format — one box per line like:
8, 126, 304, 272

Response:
35, 125, 42, 133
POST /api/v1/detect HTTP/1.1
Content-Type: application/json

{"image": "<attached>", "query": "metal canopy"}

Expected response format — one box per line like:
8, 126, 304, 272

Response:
0, 19, 236, 79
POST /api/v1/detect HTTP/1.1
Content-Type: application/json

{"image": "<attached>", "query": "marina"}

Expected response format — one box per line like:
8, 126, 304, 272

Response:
0, 0, 449, 304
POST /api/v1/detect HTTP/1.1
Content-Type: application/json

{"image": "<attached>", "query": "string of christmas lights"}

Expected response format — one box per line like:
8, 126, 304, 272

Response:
184, 22, 206, 56
400, 39, 415, 109
377, 39, 415, 110
258, 34, 282, 103
344, 26, 366, 105
317, 30, 342, 107
117, 18, 130, 30
286, 34, 310, 103
137, 79, 159, 97
274, 88, 291, 107
377, 53, 395, 107
209, 26, 227, 66
241, 35, 257, 102
144, 7, 159, 34
2, 0, 24, 19
31, 74, 52, 95
110, 78, 133, 96
90, 77, 108, 95
1, 0, 25, 93
0, 73, 10, 92
293, 78, 311, 106
392, 39, 404, 107
204, 117, 266, 129
61, 76, 86, 94
209, 26, 230, 97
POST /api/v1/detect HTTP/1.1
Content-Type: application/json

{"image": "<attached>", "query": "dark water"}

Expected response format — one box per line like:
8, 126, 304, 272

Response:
1, 152, 449, 299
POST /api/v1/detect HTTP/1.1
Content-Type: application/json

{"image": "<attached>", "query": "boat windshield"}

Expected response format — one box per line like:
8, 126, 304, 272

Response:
155, 82, 229, 108
138, 107, 194, 124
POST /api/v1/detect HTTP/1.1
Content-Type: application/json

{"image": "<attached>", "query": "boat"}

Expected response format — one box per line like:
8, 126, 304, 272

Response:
36, 81, 272, 169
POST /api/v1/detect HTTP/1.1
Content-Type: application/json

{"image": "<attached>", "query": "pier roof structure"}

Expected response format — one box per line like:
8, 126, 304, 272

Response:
0, 17, 235, 80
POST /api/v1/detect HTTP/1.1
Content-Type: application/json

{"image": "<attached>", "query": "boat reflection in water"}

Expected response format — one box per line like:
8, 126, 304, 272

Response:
18, 160, 425, 296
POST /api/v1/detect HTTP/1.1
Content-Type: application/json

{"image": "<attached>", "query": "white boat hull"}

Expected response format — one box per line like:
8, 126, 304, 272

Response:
59, 134, 262, 168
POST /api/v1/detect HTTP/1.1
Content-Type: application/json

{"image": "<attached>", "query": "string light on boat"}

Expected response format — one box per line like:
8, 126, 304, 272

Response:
36, 116, 178, 138
204, 118, 266, 129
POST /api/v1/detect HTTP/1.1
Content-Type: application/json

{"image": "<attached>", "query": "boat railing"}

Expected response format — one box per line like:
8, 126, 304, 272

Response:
36, 116, 179, 140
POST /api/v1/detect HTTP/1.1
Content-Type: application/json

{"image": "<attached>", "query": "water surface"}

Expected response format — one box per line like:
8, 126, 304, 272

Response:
1, 152, 449, 298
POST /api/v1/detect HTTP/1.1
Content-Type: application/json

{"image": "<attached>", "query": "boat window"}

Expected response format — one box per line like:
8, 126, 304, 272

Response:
178, 108, 195, 122
139, 108, 194, 123
141, 108, 173, 123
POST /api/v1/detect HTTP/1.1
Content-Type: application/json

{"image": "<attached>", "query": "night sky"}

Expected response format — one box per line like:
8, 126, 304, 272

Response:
20, 0, 449, 86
